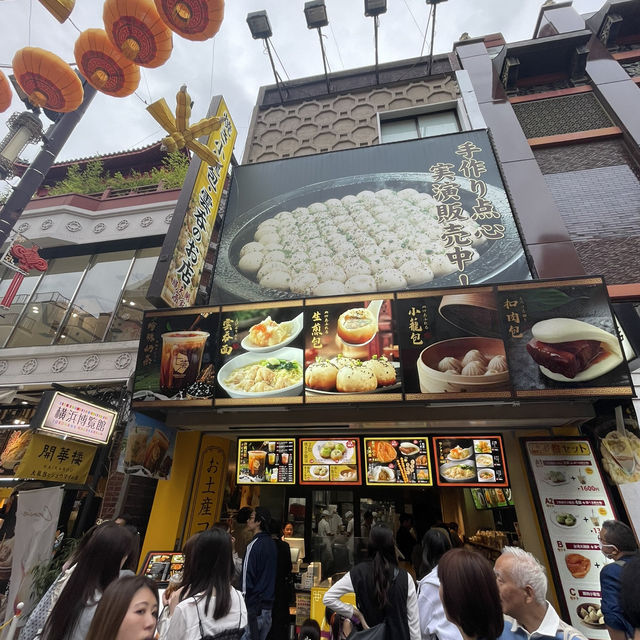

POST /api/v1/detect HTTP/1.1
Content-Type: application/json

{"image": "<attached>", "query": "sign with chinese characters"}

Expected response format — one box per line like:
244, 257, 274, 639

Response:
364, 437, 432, 486
32, 391, 117, 445
299, 438, 360, 485
215, 302, 304, 406
304, 296, 401, 404
497, 278, 632, 398
523, 438, 617, 638
148, 95, 236, 308
184, 435, 230, 539
132, 307, 220, 407
117, 413, 176, 480
238, 438, 295, 485
433, 435, 508, 487
0, 233, 29, 274
211, 129, 530, 305
16, 433, 96, 483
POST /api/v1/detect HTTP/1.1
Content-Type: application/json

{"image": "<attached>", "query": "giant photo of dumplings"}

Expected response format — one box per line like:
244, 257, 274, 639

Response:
526, 318, 623, 382
214, 173, 526, 303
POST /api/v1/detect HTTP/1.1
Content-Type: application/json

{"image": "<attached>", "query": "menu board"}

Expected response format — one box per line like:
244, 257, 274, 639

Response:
364, 438, 432, 486
237, 438, 295, 485
433, 436, 508, 487
299, 438, 361, 485
524, 438, 617, 639
304, 296, 402, 404
132, 306, 220, 407
215, 302, 304, 406
141, 551, 184, 584
469, 487, 514, 509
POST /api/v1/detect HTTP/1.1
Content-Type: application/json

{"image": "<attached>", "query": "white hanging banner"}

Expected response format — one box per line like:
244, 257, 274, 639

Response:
3, 486, 63, 623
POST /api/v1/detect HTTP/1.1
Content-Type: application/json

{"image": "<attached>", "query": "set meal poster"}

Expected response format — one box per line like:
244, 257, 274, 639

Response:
211, 129, 531, 306
132, 307, 220, 407
304, 296, 401, 403
299, 438, 361, 485
364, 438, 432, 486
214, 301, 304, 406
523, 437, 618, 639
237, 438, 295, 485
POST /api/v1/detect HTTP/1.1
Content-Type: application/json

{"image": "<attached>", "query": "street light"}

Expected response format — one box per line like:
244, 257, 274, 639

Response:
426, 0, 448, 76
0, 111, 42, 180
304, 0, 331, 94
246, 10, 287, 104
364, 0, 387, 84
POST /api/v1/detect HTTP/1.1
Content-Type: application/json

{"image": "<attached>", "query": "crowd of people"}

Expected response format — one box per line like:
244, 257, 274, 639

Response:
10, 512, 639, 640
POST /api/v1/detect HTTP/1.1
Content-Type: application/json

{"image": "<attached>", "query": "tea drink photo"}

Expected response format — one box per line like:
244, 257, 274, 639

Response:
159, 331, 209, 395
124, 426, 151, 467
143, 430, 170, 474
248, 449, 267, 479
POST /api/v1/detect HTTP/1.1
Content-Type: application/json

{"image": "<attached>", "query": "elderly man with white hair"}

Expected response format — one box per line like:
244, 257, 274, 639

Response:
495, 547, 586, 640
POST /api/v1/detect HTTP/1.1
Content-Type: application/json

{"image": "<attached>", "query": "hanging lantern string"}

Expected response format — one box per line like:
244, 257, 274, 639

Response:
67, 17, 82, 34
134, 92, 149, 106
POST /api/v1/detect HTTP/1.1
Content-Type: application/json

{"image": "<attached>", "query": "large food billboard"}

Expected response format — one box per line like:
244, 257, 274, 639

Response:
210, 129, 531, 305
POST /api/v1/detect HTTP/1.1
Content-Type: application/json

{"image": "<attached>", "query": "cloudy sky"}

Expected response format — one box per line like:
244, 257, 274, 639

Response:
0, 0, 604, 168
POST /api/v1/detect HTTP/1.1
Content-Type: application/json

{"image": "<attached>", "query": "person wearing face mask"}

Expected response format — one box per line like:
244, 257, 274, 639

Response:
598, 520, 639, 640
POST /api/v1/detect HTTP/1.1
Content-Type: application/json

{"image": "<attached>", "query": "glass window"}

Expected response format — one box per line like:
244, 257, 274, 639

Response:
6, 256, 89, 348
380, 118, 419, 143
106, 247, 161, 342
0, 267, 43, 347
380, 110, 460, 143
57, 250, 135, 345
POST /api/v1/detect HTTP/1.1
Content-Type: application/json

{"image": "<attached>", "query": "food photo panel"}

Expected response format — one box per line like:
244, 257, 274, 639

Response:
214, 301, 304, 406
364, 438, 433, 486
299, 437, 361, 485
132, 307, 220, 407
396, 286, 513, 401
303, 295, 402, 403
433, 436, 508, 487
497, 277, 633, 398
237, 438, 295, 485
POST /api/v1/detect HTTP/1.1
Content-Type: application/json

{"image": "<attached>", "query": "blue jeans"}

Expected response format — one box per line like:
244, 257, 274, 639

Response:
242, 608, 272, 640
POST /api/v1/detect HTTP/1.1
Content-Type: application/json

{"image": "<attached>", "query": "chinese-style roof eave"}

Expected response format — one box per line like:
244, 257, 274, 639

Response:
586, 0, 640, 46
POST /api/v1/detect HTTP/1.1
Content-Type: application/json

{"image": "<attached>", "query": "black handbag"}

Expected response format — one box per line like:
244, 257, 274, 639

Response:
347, 622, 387, 640
194, 591, 246, 640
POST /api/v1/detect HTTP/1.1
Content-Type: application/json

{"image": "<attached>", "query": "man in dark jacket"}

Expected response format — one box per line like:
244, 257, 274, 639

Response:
242, 506, 277, 640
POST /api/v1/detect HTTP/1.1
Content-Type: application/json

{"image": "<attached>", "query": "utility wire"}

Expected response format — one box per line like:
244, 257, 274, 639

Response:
329, 22, 345, 70
209, 37, 216, 100
402, 0, 425, 40
28, 0, 33, 46
392, 3, 433, 84
270, 41, 290, 81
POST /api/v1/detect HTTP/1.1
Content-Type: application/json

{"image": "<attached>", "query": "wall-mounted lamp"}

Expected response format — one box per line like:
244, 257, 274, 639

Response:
0, 111, 43, 179
246, 10, 287, 104
364, 0, 387, 84
304, 0, 331, 94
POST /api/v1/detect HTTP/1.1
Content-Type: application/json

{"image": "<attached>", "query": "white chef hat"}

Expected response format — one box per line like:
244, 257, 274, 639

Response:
344, 511, 353, 519
322, 509, 330, 516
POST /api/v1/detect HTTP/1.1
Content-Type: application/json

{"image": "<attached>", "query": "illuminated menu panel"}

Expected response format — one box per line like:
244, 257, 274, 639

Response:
237, 438, 295, 485
299, 438, 361, 485
433, 435, 508, 487
364, 437, 432, 486
141, 551, 184, 584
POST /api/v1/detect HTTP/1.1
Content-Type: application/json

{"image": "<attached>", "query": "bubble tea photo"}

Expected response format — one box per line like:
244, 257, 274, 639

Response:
159, 331, 209, 395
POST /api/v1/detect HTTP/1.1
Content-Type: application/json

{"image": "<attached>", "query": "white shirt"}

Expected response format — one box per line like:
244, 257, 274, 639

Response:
417, 567, 463, 640
503, 601, 587, 640
323, 570, 421, 640
160, 588, 247, 640
318, 518, 332, 537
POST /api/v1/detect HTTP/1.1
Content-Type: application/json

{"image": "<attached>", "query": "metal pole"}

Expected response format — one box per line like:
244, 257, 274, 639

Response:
265, 39, 286, 104
317, 28, 331, 94
0, 78, 97, 247
374, 16, 380, 84
428, 3, 437, 76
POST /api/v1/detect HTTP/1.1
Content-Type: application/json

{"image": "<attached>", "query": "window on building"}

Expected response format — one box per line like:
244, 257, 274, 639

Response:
380, 110, 460, 143
0, 268, 44, 346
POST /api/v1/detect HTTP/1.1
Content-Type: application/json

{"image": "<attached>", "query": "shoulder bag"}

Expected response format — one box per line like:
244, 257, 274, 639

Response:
194, 591, 245, 640
347, 568, 399, 640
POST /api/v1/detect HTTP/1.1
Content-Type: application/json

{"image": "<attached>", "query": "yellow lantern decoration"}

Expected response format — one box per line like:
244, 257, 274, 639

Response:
74, 29, 140, 97
154, 0, 224, 42
38, 0, 75, 23
0, 70, 12, 113
103, 0, 173, 69
12, 47, 83, 113
147, 85, 223, 166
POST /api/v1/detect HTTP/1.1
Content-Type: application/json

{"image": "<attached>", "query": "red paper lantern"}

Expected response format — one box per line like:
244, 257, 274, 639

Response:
0, 70, 12, 113
154, 0, 224, 41
103, 0, 173, 68
12, 47, 83, 113
75, 29, 140, 97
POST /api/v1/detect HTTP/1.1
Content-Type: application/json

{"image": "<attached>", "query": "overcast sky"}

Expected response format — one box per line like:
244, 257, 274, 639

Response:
0, 0, 604, 169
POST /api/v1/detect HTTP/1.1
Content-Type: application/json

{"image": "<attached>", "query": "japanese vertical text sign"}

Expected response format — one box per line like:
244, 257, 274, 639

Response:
149, 95, 236, 308
16, 433, 96, 483
184, 435, 230, 539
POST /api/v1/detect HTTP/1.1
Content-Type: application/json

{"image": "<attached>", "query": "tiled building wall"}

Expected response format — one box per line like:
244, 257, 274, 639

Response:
534, 140, 640, 284
243, 75, 459, 163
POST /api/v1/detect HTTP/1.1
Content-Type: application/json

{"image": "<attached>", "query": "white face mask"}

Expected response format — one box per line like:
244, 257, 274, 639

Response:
599, 542, 618, 557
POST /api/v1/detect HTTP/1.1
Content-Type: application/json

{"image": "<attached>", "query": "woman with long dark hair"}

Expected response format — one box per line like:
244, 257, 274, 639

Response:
160, 528, 247, 640
323, 523, 420, 640
86, 575, 158, 640
40, 521, 137, 640
417, 528, 461, 640
437, 548, 503, 640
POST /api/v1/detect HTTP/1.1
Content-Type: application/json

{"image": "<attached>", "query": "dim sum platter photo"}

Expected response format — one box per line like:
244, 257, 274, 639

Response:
213, 172, 526, 303
240, 313, 304, 352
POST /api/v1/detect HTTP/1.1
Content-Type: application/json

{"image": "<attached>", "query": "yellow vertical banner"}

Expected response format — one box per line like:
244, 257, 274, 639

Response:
184, 435, 230, 539
16, 433, 96, 484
